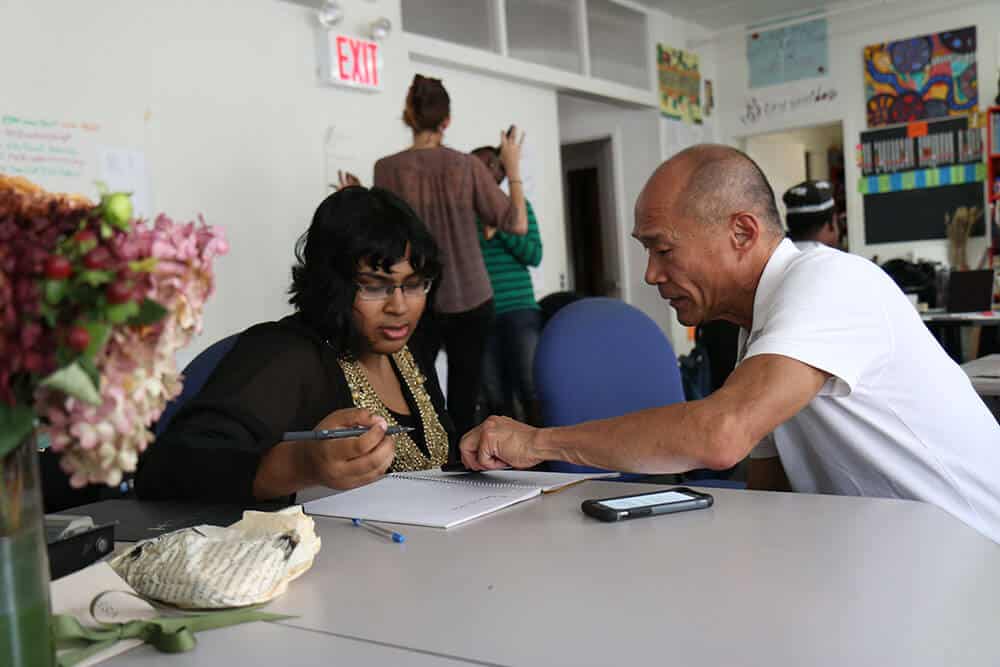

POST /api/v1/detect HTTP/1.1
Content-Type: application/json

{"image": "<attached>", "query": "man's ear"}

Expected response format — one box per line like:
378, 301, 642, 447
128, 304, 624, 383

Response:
439, 116, 451, 132
729, 212, 763, 252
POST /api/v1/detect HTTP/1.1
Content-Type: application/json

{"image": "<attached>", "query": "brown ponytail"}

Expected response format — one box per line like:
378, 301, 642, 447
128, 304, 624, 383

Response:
403, 74, 450, 132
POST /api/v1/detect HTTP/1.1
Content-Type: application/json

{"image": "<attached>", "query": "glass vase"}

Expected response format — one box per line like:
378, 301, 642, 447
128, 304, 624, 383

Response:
0, 433, 55, 667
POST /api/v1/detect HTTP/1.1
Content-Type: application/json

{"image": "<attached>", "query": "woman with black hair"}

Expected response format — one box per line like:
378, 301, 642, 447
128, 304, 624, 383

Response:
135, 187, 455, 502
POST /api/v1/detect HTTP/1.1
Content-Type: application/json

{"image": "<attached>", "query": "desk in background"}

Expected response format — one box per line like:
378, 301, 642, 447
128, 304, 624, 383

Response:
110, 481, 1000, 667
921, 309, 1000, 362
962, 353, 1000, 420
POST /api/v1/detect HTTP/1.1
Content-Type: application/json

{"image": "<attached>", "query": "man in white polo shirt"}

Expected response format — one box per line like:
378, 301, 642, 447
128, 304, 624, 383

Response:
458, 144, 1000, 544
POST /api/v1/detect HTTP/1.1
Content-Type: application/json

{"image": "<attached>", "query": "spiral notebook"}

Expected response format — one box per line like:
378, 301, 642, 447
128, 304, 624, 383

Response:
303, 470, 617, 529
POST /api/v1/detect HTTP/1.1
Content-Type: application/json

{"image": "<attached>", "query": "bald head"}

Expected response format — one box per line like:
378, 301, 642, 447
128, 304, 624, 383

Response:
639, 144, 784, 236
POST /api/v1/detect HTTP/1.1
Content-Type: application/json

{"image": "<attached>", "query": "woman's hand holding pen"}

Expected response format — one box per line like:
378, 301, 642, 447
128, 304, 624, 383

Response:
306, 408, 395, 490
253, 407, 395, 500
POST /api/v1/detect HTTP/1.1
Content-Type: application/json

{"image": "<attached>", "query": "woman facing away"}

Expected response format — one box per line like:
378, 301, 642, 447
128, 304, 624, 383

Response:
135, 186, 456, 502
343, 74, 528, 436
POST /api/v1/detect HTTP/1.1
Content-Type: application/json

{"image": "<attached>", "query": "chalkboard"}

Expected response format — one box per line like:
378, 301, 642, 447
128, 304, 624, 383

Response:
863, 181, 985, 243
860, 115, 985, 244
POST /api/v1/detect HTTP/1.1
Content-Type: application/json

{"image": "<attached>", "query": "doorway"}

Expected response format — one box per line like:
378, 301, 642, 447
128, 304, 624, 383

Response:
561, 138, 621, 298
742, 121, 846, 247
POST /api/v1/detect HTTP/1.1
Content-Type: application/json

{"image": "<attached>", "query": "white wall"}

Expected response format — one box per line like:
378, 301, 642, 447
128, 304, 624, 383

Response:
709, 0, 1000, 265
555, 8, 721, 356
744, 123, 843, 222
1, 0, 568, 368
559, 94, 684, 346
746, 123, 842, 181
744, 137, 808, 221
408, 59, 567, 301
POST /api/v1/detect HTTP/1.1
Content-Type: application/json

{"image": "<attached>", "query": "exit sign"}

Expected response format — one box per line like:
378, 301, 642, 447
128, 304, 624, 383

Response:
326, 34, 382, 91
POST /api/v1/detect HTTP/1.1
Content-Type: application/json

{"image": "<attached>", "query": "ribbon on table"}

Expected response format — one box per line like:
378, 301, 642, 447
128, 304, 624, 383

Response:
51, 590, 293, 667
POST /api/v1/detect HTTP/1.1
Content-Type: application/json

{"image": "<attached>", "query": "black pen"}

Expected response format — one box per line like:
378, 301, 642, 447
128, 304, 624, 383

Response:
440, 461, 511, 472
282, 426, 415, 441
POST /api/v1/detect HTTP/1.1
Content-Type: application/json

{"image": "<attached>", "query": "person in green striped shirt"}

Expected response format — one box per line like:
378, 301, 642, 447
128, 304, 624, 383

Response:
472, 146, 543, 425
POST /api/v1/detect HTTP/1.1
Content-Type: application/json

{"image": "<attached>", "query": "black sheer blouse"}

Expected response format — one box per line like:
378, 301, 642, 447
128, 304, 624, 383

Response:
135, 315, 457, 502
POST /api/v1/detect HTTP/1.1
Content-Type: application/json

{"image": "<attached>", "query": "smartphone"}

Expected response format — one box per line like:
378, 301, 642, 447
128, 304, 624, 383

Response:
581, 487, 713, 522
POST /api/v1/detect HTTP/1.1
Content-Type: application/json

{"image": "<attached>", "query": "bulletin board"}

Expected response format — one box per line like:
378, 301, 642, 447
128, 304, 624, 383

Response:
859, 116, 985, 243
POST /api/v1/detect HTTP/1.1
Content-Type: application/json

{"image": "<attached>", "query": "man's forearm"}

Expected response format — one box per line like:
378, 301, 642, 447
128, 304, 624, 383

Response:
532, 401, 747, 474
523, 354, 826, 476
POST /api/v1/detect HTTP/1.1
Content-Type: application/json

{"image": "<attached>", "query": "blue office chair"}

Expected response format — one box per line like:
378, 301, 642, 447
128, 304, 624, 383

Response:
533, 298, 684, 479
154, 333, 240, 436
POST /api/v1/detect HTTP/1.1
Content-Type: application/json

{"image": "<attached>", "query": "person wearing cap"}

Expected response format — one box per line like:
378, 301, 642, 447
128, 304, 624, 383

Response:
783, 180, 841, 251
460, 144, 1000, 544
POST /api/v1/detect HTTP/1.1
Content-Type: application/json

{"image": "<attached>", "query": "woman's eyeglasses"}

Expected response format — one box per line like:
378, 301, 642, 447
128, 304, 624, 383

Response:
355, 279, 433, 301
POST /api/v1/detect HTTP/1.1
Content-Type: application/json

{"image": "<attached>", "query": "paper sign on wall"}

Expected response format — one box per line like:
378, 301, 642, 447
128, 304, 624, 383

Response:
657, 45, 702, 125
0, 114, 101, 195
747, 18, 828, 89
97, 147, 152, 219
326, 34, 382, 91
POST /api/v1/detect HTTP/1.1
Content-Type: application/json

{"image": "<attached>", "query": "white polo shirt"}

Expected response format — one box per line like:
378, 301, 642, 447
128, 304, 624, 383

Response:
741, 239, 1000, 543
792, 239, 823, 252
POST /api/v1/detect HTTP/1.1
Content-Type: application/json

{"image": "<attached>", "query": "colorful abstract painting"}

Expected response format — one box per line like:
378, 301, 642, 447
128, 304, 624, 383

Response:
658, 45, 701, 125
864, 26, 977, 128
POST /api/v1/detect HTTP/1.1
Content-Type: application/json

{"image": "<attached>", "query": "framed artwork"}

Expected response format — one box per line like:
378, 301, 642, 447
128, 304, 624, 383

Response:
658, 45, 701, 125
864, 26, 977, 128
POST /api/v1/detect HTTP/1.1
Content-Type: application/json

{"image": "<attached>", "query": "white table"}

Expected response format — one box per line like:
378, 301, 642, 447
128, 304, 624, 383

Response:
962, 353, 1000, 420
921, 310, 1000, 325
962, 353, 1000, 396
112, 618, 481, 666
921, 311, 1000, 362
111, 481, 1000, 666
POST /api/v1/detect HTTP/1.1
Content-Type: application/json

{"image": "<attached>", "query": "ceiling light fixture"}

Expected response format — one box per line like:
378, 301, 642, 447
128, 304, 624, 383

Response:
369, 17, 392, 41
316, 0, 343, 28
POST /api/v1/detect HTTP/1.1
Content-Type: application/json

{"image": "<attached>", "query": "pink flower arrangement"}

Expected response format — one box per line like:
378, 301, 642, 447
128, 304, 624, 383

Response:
0, 175, 228, 487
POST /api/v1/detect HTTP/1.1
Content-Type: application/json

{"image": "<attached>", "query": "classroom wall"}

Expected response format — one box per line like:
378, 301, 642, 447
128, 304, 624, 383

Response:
409, 59, 567, 300
558, 95, 667, 331
710, 0, 1000, 265
1, 0, 568, 367
746, 123, 843, 182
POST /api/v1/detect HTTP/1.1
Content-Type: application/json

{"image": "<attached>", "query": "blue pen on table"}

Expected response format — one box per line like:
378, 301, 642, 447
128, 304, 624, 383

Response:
352, 518, 406, 543
282, 425, 415, 441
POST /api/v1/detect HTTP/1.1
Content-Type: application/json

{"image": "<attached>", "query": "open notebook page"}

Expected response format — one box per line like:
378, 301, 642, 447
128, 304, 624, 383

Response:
303, 471, 616, 529
417, 469, 619, 492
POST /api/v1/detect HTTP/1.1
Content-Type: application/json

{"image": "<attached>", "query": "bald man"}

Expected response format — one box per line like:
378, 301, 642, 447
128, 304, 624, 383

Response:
459, 144, 1000, 543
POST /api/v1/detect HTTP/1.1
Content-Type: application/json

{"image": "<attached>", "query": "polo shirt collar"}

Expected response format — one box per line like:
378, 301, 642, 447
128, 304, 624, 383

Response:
749, 238, 799, 333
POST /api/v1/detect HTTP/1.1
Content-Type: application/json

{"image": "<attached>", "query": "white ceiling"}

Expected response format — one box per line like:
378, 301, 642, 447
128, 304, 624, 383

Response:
634, 0, 851, 31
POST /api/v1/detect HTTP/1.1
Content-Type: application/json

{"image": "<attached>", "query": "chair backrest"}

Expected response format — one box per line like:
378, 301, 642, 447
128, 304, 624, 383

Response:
537, 290, 584, 327
154, 334, 240, 436
533, 298, 684, 474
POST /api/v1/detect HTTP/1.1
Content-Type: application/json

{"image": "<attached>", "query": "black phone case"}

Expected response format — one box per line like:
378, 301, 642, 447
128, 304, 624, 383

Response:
581, 487, 713, 522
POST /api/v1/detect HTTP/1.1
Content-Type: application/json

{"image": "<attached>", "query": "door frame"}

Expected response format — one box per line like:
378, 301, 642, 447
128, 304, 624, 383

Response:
560, 129, 630, 303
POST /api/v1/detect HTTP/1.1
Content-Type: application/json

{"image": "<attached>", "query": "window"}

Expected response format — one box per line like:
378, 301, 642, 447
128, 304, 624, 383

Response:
505, 0, 583, 74
401, 0, 499, 52
587, 0, 648, 89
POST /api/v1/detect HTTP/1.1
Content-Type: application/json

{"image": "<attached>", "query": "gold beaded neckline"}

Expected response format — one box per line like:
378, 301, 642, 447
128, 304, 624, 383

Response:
337, 346, 449, 472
